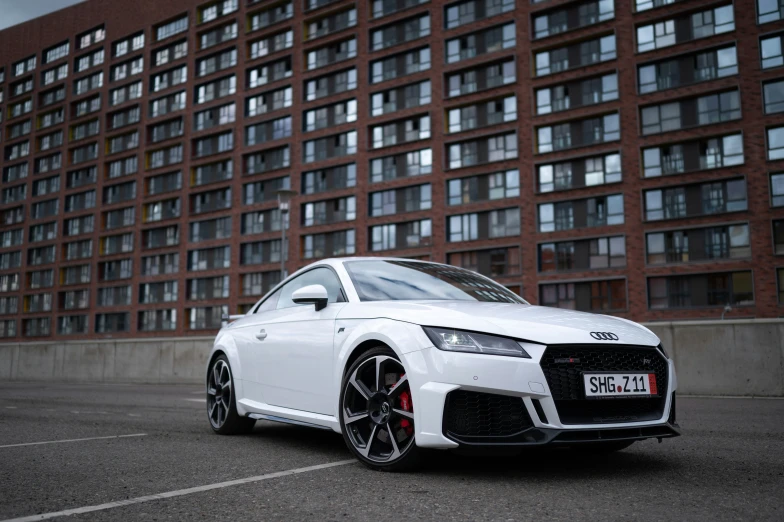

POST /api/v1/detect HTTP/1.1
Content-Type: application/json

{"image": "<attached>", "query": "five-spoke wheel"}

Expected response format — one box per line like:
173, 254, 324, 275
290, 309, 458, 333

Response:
207, 355, 255, 435
340, 347, 419, 471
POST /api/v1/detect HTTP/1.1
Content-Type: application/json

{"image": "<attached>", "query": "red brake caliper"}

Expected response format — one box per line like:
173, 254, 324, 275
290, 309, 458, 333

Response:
397, 374, 414, 437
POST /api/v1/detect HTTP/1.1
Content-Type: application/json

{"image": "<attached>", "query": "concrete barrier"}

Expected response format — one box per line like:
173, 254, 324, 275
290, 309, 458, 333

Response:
0, 337, 213, 384
1, 320, 782, 396
643, 319, 784, 397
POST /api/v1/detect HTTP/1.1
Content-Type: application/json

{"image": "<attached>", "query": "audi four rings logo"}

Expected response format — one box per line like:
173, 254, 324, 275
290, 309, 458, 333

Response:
590, 332, 619, 340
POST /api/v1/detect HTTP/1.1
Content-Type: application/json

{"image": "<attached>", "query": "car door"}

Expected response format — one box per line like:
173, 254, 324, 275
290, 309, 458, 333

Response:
253, 267, 347, 415
230, 289, 283, 404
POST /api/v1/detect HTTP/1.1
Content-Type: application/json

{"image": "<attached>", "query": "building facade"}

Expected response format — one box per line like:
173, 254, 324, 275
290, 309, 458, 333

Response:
0, 0, 781, 340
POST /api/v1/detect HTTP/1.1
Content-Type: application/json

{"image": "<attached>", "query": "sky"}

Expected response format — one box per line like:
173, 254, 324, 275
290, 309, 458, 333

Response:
0, 0, 86, 30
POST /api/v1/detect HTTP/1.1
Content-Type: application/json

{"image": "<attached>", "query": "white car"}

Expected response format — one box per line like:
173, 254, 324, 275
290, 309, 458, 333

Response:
206, 258, 679, 470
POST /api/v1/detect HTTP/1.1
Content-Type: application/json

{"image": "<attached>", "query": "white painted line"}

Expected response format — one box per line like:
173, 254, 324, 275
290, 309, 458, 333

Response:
183, 398, 206, 403
5, 406, 17, 409
0, 460, 355, 522
0, 433, 147, 449
680, 394, 784, 400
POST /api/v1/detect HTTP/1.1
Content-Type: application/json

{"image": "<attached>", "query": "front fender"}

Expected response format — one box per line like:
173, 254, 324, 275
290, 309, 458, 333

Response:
208, 331, 248, 416
332, 318, 432, 432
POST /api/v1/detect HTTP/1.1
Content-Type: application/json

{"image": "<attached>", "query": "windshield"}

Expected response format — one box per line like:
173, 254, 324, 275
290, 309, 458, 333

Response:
344, 260, 528, 304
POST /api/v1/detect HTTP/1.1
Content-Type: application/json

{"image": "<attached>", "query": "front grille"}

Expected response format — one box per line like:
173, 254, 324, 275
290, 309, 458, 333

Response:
444, 390, 533, 442
540, 344, 669, 425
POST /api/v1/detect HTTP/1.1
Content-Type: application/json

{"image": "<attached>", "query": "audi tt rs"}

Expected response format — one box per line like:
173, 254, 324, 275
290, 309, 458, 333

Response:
206, 258, 679, 471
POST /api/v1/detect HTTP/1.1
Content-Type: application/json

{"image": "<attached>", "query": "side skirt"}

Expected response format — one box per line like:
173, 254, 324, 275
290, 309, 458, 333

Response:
247, 413, 332, 431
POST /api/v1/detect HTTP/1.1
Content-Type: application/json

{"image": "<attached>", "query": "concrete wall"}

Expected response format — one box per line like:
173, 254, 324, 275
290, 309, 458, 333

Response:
644, 319, 784, 397
1, 319, 783, 396
0, 337, 213, 384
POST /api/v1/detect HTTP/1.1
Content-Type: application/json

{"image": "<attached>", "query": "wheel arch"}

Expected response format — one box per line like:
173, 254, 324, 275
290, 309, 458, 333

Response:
333, 318, 430, 425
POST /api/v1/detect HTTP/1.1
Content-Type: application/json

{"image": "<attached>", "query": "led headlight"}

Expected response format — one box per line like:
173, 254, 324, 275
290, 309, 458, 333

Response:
423, 327, 531, 358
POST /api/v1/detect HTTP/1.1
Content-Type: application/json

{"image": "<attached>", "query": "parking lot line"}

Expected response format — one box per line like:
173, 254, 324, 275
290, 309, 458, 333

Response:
0, 460, 355, 522
0, 434, 147, 449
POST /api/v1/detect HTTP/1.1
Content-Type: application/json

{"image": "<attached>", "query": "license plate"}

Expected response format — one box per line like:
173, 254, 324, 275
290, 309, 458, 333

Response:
583, 373, 658, 398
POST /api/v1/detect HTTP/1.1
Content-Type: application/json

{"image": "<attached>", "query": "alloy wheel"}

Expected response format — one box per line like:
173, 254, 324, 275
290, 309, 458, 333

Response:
207, 359, 232, 429
342, 355, 415, 463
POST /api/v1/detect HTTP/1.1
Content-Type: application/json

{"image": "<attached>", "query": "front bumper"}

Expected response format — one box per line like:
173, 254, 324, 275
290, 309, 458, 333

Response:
403, 345, 679, 449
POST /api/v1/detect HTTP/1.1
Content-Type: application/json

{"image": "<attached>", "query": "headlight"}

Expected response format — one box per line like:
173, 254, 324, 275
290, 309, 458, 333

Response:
423, 326, 531, 358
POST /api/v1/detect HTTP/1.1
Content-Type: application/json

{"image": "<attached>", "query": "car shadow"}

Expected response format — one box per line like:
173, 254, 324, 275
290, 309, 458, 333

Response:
239, 421, 679, 477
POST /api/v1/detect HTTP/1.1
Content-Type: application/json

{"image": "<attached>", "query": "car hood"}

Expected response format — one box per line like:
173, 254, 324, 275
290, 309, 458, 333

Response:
338, 300, 659, 347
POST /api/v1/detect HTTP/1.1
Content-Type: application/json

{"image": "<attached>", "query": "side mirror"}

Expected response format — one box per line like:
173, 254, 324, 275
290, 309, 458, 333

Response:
291, 284, 329, 311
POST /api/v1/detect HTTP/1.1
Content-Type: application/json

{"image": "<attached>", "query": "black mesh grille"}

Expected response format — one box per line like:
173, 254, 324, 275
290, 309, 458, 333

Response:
540, 344, 669, 425
444, 390, 533, 441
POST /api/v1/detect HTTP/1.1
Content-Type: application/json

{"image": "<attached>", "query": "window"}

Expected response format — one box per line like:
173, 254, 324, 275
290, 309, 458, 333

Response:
306, 37, 357, 70
642, 133, 743, 177
448, 170, 519, 205
156, 15, 189, 41
303, 100, 357, 131
45, 41, 70, 64
448, 132, 518, 169
764, 80, 784, 114
200, 21, 238, 50
445, 0, 515, 29
638, 45, 737, 94
536, 113, 619, 153
114, 31, 145, 57
199, 0, 238, 23
248, 1, 294, 32
644, 178, 746, 221
637, 5, 734, 53
647, 224, 750, 264
648, 271, 753, 309
371, 13, 430, 51
540, 280, 626, 312
371, 149, 432, 182
533, 0, 614, 39
196, 75, 236, 104
759, 0, 784, 23
446, 23, 515, 64
772, 173, 784, 207
154, 39, 189, 67
446, 58, 515, 98
78, 25, 106, 49
536, 73, 618, 115
370, 46, 430, 83
76, 48, 105, 74
768, 126, 784, 160
447, 95, 516, 133
41, 63, 69, 86
303, 131, 357, 162
537, 153, 621, 192
74, 71, 104, 96
535, 34, 615, 77
761, 33, 784, 69
538, 195, 624, 232
305, 7, 357, 40
13, 55, 36, 77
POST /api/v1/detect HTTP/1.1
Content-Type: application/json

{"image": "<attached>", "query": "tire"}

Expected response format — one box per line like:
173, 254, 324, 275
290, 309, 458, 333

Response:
207, 355, 256, 435
339, 346, 421, 471
571, 440, 635, 454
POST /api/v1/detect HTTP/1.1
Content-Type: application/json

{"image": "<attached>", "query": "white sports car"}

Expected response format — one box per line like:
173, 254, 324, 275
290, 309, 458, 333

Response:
206, 258, 679, 470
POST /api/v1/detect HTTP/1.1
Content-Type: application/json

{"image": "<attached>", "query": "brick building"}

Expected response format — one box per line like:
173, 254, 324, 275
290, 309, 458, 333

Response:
0, 0, 781, 340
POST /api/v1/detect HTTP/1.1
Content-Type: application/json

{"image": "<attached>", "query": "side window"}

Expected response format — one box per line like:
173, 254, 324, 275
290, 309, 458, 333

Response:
254, 288, 281, 314
276, 267, 344, 310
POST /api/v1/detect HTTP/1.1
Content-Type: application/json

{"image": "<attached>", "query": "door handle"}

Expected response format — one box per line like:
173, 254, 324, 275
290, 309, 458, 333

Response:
256, 329, 267, 341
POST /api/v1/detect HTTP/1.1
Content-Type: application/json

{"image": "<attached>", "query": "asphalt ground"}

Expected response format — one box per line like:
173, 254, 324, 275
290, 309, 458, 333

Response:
0, 382, 782, 521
